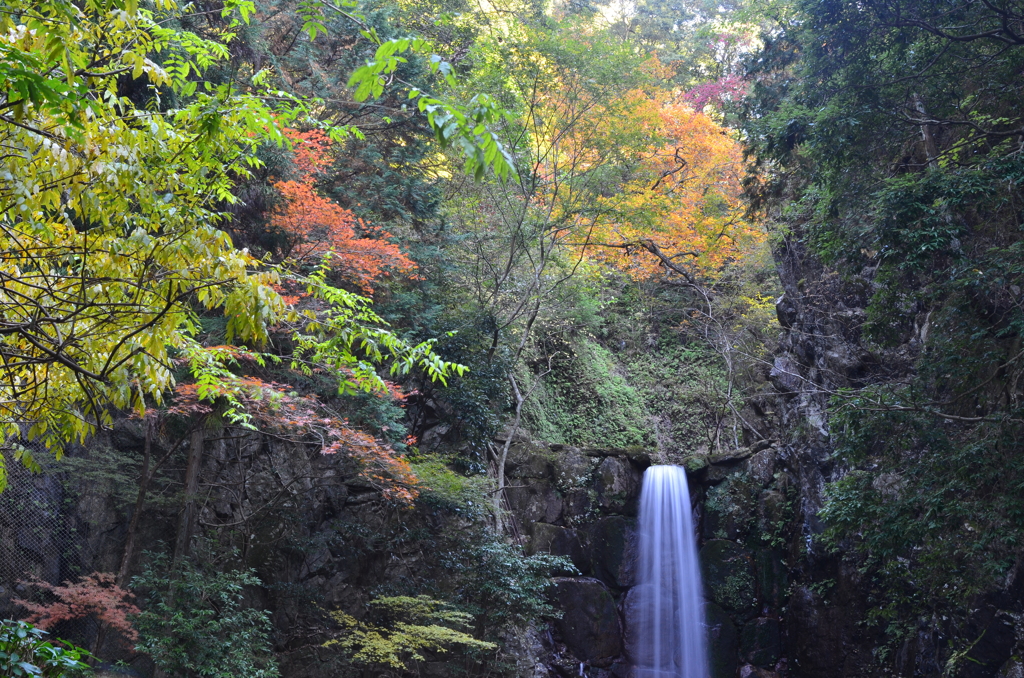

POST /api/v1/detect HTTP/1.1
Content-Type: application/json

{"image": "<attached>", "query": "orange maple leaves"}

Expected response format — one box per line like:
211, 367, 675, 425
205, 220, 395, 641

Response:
271, 129, 416, 292
170, 376, 420, 504
592, 101, 766, 281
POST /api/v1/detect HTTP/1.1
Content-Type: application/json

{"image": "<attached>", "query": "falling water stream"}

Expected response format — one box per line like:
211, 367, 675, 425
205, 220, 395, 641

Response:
633, 465, 709, 678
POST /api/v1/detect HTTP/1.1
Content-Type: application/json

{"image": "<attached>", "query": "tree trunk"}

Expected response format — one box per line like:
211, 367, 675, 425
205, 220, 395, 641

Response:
117, 417, 154, 588
171, 427, 205, 568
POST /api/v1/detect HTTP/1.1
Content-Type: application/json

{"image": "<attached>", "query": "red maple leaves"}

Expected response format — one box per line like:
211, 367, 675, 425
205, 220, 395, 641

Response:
14, 572, 140, 642
270, 128, 416, 293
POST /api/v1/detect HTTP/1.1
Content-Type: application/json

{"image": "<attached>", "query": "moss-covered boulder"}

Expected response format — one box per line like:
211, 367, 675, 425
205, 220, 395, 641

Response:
740, 618, 781, 668
706, 602, 738, 678
551, 577, 622, 664
700, 540, 757, 615
505, 441, 556, 479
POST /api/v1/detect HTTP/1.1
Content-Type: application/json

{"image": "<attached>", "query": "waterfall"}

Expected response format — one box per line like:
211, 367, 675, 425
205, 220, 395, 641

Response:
632, 465, 709, 678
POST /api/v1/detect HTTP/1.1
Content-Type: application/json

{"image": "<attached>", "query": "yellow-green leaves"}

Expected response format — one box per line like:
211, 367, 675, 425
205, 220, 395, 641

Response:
325, 596, 495, 668
0, 0, 283, 486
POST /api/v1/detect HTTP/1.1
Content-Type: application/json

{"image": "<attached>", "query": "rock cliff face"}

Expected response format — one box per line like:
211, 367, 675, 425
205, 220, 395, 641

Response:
516, 232, 1024, 678
500, 439, 791, 678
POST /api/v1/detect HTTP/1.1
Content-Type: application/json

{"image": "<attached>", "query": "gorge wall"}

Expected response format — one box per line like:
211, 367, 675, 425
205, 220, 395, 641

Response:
4, 236, 1024, 678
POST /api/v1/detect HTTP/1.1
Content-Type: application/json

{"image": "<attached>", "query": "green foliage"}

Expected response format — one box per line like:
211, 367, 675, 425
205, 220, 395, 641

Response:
325, 595, 496, 669
132, 556, 279, 678
742, 0, 1024, 665
0, 0, 289, 478
441, 540, 576, 637
523, 336, 653, 448
0, 620, 90, 677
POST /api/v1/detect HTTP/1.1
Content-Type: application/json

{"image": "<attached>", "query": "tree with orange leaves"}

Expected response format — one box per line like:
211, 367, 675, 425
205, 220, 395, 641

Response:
591, 101, 765, 287
270, 129, 417, 292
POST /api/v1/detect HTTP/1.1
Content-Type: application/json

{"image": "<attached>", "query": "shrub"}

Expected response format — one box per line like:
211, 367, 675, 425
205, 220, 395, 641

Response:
0, 620, 90, 677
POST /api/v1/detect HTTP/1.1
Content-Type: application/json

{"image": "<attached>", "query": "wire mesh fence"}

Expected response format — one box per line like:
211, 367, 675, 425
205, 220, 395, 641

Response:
0, 444, 140, 670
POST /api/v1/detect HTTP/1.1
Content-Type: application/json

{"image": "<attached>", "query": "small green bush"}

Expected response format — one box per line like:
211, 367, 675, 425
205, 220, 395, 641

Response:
0, 620, 90, 677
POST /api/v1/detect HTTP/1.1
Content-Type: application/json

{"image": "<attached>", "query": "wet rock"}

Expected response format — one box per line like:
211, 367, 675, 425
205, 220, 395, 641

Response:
740, 618, 781, 668
595, 457, 641, 514
703, 477, 757, 542
551, 577, 622, 664
755, 550, 788, 610
706, 602, 738, 678
997, 657, 1024, 678
700, 540, 756, 615
620, 585, 643, 664
587, 516, 636, 588
528, 523, 589, 574
786, 585, 847, 676
756, 490, 789, 541
739, 664, 778, 678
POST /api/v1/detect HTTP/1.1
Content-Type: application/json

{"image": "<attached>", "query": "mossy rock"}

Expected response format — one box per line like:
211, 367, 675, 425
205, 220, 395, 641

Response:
506, 441, 556, 479
705, 602, 738, 678
700, 540, 757, 615
683, 455, 709, 473
703, 476, 757, 541
740, 617, 781, 668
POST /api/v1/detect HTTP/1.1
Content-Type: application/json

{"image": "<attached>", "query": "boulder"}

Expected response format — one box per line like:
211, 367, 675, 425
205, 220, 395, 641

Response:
506, 441, 556, 479
505, 480, 563, 524
706, 602, 738, 678
740, 618, 781, 668
700, 540, 757, 615
551, 577, 622, 664
739, 664, 778, 678
553, 447, 597, 492
528, 522, 589, 574
775, 294, 797, 329
587, 516, 637, 588
748, 448, 777, 488
595, 457, 641, 514
769, 355, 802, 393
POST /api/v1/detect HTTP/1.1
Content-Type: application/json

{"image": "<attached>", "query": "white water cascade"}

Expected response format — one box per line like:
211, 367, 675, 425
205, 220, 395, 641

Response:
632, 465, 710, 678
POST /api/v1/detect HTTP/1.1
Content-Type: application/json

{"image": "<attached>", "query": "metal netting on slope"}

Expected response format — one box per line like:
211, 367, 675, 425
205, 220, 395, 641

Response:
0, 445, 100, 654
